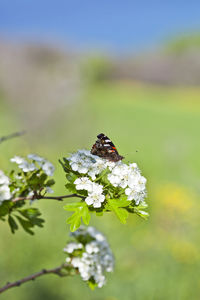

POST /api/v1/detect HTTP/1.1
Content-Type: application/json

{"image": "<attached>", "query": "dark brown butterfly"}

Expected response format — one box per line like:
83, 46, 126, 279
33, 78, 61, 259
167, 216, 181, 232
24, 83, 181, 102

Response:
91, 133, 124, 162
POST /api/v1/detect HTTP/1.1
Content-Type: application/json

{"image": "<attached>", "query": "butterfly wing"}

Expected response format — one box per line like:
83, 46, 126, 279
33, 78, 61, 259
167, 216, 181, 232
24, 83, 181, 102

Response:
91, 133, 124, 162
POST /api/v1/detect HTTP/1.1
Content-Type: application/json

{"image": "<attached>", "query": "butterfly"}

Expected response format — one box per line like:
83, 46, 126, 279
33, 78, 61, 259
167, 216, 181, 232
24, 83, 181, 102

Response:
91, 133, 124, 162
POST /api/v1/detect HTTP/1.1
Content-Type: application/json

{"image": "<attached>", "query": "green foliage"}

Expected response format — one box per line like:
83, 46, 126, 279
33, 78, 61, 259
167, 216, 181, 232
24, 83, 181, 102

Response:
7, 207, 45, 235
64, 202, 90, 232
106, 198, 130, 224
0, 159, 55, 234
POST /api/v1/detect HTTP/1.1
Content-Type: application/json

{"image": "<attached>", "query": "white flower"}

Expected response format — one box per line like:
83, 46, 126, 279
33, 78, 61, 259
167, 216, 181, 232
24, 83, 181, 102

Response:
125, 188, 146, 204
45, 187, 54, 194
0, 185, 11, 202
18, 161, 36, 172
86, 241, 100, 254
27, 154, 45, 162
74, 177, 93, 192
63, 242, 83, 253
0, 170, 9, 185
42, 161, 55, 176
10, 156, 25, 164
128, 174, 146, 191
11, 156, 37, 172
67, 149, 111, 178
85, 193, 105, 208
11, 154, 55, 175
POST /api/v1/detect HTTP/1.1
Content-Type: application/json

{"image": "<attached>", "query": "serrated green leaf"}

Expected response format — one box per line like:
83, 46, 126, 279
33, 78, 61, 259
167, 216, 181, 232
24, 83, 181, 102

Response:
66, 211, 79, 223
18, 208, 45, 227
66, 203, 91, 231
107, 199, 129, 224
113, 207, 128, 224
8, 215, 18, 233
64, 202, 83, 211
66, 212, 82, 232
16, 216, 34, 235
108, 198, 130, 208
82, 206, 90, 225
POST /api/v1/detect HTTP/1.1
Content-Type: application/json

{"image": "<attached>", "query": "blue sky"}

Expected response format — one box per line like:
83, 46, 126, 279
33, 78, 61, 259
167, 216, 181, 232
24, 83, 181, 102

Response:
0, 0, 200, 52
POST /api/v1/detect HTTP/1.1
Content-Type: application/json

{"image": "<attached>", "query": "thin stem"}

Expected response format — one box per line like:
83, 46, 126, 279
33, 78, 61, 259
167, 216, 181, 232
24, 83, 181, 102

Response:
12, 193, 85, 203
0, 131, 26, 144
0, 263, 71, 294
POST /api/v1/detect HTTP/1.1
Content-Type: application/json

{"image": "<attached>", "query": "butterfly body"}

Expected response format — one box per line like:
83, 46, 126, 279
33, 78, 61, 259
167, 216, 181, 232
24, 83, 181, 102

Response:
91, 133, 124, 162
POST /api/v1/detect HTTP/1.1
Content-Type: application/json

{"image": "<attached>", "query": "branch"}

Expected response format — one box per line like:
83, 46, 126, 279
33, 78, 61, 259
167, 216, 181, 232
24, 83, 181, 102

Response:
12, 193, 85, 203
0, 263, 71, 294
0, 131, 26, 144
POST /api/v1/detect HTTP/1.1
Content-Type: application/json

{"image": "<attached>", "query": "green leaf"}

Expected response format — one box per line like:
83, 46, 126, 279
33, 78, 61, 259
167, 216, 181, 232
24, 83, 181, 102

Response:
0, 201, 13, 217
45, 179, 55, 187
65, 203, 91, 231
64, 202, 84, 211
113, 207, 128, 224
65, 183, 77, 193
18, 208, 45, 228
106, 199, 130, 224
109, 198, 130, 208
8, 215, 18, 233
134, 208, 149, 220
16, 216, 34, 235
66, 173, 78, 183
59, 159, 71, 173
66, 212, 82, 232
82, 206, 90, 225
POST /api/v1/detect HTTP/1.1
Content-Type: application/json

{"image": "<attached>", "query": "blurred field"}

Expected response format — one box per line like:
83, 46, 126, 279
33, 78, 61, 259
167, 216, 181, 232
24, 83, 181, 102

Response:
0, 82, 200, 300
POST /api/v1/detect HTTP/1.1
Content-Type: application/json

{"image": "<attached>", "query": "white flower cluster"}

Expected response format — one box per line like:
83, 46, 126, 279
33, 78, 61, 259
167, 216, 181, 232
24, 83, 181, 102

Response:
0, 170, 11, 203
10, 154, 55, 176
68, 150, 114, 180
64, 226, 114, 288
74, 177, 105, 208
107, 162, 147, 205
67, 149, 147, 207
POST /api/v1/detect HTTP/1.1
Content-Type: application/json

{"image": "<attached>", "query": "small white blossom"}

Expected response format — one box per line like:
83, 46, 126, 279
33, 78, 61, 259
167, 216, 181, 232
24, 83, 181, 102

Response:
18, 161, 36, 172
74, 177, 93, 192
85, 193, 105, 208
0, 170, 9, 185
41, 161, 55, 176
11, 154, 55, 176
85, 241, 99, 254
45, 187, 54, 194
27, 154, 45, 163
0, 185, 11, 202
11, 156, 36, 172
10, 156, 25, 164
63, 242, 83, 253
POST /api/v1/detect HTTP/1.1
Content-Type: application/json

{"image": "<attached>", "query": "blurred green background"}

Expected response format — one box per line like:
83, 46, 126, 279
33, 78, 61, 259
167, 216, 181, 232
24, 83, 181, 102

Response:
1, 1, 200, 299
